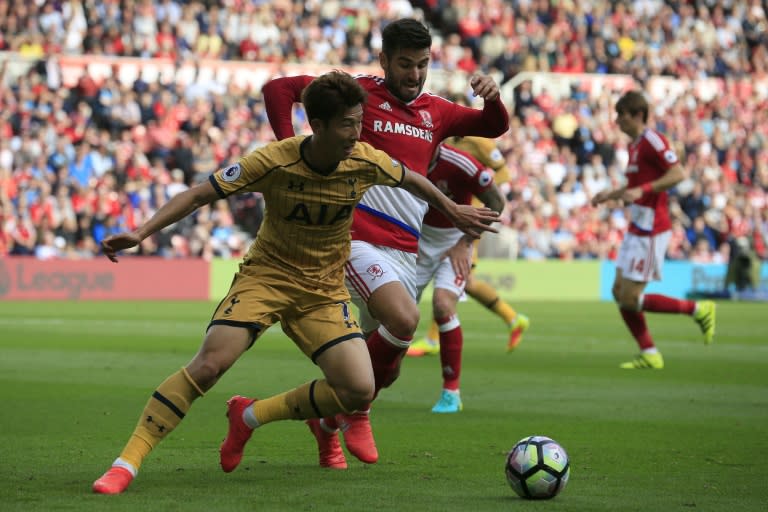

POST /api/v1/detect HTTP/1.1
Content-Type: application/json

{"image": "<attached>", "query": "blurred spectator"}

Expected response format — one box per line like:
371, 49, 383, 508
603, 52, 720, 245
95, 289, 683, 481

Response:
0, 0, 765, 265
686, 215, 719, 251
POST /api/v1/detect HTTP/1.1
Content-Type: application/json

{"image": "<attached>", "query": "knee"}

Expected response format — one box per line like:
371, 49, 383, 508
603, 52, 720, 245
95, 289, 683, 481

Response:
186, 355, 232, 390
432, 292, 457, 320
619, 296, 640, 311
616, 288, 640, 310
381, 307, 420, 339
334, 379, 375, 411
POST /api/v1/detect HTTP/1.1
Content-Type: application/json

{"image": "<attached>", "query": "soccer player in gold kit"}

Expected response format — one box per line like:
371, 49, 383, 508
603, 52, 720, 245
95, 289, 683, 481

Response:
91, 71, 500, 494
408, 134, 530, 356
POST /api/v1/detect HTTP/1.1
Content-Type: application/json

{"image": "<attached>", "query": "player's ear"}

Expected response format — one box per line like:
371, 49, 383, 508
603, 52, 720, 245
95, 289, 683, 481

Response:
308, 117, 325, 135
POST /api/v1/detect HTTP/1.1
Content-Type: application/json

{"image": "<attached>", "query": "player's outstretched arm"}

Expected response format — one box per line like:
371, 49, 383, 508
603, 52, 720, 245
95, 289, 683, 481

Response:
594, 160, 687, 208
102, 181, 220, 263
261, 75, 315, 140
632, 163, 686, 197
448, 75, 509, 138
591, 186, 626, 207
399, 168, 500, 239
444, 184, 506, 278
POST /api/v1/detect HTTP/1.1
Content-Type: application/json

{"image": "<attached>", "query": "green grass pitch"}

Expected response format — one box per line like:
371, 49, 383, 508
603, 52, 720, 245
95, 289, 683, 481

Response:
1, 299, 766, 511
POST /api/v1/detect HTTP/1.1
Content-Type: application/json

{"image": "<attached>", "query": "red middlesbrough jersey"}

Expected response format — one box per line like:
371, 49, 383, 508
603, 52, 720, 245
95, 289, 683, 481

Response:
262, 74, 509, 253
625, 128, 679, 236
423, 144, 495, 228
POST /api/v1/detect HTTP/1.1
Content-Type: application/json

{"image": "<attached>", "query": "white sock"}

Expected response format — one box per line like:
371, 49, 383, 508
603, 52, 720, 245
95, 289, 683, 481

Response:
642, 348, 659, 355
112, 457, 138, 477
242, 404, 260, 429
318, 418, 338, 433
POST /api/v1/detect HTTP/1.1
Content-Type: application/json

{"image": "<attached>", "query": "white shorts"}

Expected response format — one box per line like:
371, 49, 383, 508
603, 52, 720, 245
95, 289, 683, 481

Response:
416, 225, 466, 301
616, 230, 671, 282
344, 240, 418, 333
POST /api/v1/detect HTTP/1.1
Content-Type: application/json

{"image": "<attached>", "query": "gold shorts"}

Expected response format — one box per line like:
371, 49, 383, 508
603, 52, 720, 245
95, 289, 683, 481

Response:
209, 263, 363, 362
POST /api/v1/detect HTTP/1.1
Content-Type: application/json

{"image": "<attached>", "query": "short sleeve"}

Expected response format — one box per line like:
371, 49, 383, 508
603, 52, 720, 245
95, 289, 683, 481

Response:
209, 151, 269, 197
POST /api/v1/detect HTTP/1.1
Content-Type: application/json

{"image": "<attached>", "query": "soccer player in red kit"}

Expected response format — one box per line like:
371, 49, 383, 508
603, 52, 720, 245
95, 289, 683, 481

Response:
415, 143, 506, 413
262, 18, 509, 467
591, 91, 716, 369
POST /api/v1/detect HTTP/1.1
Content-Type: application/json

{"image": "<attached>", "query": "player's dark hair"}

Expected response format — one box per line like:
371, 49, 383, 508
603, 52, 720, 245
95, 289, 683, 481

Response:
382, 18, 432, 57
616, 90, 649, 122
302, 71, 368, 124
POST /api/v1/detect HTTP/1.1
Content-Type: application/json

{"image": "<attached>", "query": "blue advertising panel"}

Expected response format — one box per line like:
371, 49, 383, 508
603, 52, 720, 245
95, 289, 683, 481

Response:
600, 261, 768, 300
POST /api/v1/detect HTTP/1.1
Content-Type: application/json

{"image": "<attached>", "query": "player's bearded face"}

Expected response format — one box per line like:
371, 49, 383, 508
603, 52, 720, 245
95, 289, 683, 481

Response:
381, 47, 430, 102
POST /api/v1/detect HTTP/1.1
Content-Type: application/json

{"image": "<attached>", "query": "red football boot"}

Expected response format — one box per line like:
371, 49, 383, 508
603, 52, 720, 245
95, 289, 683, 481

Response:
306, 418, 347, 469
337, 412, 378, 464
92, 466, 134, 495
219, 395, 256, 473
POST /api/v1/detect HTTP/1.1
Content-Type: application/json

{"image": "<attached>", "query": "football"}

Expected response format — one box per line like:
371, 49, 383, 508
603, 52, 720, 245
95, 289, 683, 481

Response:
505, 435, 570, 499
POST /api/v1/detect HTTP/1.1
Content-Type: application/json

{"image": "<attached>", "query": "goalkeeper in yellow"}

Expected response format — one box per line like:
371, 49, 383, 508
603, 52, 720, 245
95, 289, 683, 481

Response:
408, 135, 530, 356
92, 71, 501, 494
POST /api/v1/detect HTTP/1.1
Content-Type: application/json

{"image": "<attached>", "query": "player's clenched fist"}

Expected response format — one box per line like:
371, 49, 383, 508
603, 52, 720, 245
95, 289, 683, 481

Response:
470, 74, 500, 102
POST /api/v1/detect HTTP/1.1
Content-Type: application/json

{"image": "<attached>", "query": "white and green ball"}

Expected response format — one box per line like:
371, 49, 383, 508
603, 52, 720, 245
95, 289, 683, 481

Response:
505, 435, 570, 499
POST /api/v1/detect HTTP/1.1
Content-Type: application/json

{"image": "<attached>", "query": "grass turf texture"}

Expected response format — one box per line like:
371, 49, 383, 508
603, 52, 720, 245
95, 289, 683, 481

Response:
1, 300, 766, 512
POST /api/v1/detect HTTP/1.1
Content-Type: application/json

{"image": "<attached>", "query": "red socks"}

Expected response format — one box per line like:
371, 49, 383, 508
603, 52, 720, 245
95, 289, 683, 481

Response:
436, 315, 462, 390
642, 294, 696, 315
366, 328, 411, 398
619, 308, 655, 350
620, 294, 696, 351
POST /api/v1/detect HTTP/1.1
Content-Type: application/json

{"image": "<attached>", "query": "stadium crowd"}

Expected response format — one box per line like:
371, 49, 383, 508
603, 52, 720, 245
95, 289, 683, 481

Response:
0, 0, 767, 263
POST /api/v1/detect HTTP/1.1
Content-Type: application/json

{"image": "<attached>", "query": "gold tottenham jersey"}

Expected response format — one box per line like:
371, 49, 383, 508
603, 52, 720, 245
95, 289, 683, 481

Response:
209, 136, 404, 290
